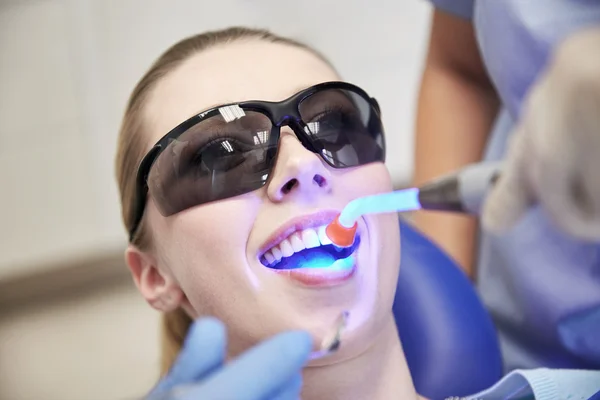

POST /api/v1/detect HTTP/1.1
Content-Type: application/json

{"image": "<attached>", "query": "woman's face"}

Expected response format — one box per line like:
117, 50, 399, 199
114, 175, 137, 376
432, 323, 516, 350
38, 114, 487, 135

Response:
133, 39, 401, 360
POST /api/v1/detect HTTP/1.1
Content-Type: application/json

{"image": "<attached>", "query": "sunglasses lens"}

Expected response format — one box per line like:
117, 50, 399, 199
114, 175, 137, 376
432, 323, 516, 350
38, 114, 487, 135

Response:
298, 88, 385, 168
147, 109, 275, 216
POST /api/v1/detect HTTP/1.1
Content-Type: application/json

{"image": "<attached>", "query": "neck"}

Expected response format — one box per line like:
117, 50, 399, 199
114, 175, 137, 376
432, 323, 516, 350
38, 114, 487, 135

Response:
301, 315, 419, 400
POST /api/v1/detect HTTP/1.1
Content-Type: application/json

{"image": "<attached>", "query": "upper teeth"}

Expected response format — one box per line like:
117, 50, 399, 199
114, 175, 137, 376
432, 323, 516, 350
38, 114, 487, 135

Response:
263, 225, 333, 265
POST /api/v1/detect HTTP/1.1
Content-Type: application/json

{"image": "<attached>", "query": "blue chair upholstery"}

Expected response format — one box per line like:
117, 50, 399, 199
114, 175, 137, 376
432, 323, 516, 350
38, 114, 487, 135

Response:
393, 219, 503, 400
588, 389, 600, 400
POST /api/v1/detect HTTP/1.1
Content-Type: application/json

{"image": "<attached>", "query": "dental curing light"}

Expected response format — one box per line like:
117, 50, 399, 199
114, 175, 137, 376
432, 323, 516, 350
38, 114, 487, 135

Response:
326, 162, 502, 248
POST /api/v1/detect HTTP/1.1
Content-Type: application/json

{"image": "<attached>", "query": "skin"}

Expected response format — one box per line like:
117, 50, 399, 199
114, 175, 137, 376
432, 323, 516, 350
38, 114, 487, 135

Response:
125, 39, 419, 399
412, 10, 500, 278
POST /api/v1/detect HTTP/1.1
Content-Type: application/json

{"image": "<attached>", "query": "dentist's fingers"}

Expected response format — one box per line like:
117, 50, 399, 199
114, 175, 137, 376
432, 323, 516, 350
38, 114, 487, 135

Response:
482, 128, 533, 233
536, 144, 600, 240
532, 82, 600, 241
150, 317, 226, 397
268, 374, 304, 400
179, 330, 312, 400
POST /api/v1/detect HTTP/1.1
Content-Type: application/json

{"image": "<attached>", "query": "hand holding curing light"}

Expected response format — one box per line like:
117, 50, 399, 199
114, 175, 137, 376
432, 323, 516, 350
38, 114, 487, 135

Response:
326, 162, 502, 247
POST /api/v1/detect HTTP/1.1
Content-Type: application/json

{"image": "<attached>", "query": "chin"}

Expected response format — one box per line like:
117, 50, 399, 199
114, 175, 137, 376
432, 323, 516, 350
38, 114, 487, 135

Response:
286, 270, 391, 365
303, 304, 391, 366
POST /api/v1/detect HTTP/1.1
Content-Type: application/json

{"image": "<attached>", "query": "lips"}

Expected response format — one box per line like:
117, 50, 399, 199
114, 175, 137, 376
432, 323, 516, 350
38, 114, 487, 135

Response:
258, 211, 362, 286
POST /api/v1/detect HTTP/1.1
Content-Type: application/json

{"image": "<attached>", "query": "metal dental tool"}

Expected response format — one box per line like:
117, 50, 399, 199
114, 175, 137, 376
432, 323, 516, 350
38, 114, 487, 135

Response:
308, 310, 349, 360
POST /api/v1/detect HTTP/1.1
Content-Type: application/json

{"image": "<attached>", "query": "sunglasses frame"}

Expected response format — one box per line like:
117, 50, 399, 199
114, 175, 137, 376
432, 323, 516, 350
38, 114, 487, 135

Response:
129, 81, 383, 241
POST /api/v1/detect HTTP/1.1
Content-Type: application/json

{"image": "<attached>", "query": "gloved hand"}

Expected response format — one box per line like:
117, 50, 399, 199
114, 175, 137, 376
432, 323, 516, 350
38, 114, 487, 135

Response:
146, 317, 312, 400
482, 28, 600, 241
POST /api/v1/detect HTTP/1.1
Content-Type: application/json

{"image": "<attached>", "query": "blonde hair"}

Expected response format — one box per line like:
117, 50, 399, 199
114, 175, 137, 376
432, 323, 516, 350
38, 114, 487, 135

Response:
114, 27, 331, 375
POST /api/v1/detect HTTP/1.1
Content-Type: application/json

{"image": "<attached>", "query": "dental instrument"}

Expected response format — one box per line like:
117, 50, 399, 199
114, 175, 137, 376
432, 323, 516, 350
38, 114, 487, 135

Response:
309, 310, 349, 360
326, 162, 502, 247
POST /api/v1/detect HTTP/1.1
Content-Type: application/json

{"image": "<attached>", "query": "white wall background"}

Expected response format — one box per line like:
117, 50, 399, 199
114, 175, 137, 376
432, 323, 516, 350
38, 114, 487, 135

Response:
0, 280, 161, 400
0, 1, 432, 399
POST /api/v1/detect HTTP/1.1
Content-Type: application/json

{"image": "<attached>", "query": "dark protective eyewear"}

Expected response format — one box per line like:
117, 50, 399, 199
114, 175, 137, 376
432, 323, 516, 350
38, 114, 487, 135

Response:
129, 81, 386, 241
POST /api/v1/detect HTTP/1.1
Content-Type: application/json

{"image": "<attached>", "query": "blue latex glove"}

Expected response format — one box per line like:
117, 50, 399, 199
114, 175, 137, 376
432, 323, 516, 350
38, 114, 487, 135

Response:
146, 317, 312, 400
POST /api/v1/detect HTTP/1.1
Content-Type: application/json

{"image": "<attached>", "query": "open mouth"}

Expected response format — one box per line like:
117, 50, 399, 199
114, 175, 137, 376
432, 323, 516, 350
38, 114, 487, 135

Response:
260, 224, 361, 270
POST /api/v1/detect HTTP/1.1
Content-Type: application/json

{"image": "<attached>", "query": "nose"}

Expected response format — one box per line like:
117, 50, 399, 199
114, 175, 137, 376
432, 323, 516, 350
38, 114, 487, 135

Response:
267, 131, 332, 202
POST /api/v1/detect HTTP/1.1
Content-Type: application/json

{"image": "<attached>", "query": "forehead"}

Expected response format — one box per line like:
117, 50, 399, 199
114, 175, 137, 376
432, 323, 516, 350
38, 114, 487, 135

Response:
143, 39, 339, 145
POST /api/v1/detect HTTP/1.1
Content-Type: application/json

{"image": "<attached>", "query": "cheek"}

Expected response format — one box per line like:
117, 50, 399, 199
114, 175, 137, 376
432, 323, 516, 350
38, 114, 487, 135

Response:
150, 195, 262, 311
336, 163, 393, 197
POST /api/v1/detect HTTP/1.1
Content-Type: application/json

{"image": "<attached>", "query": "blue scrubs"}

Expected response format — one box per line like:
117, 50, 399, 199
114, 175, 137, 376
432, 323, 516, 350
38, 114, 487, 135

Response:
427, 0, 600, 372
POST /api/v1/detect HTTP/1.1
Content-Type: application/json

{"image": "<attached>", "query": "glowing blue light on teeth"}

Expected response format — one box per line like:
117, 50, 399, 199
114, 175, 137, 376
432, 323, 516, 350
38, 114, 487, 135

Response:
338, 188, 422, 228
300, 254, 334, 269
330, 256, 354, 271
302, 255, 354, 270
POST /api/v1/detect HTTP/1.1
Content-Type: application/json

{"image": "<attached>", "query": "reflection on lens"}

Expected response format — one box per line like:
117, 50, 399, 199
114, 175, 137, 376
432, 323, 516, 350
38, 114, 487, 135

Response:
148, 110, 276, 216
298, 88, 384, 168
